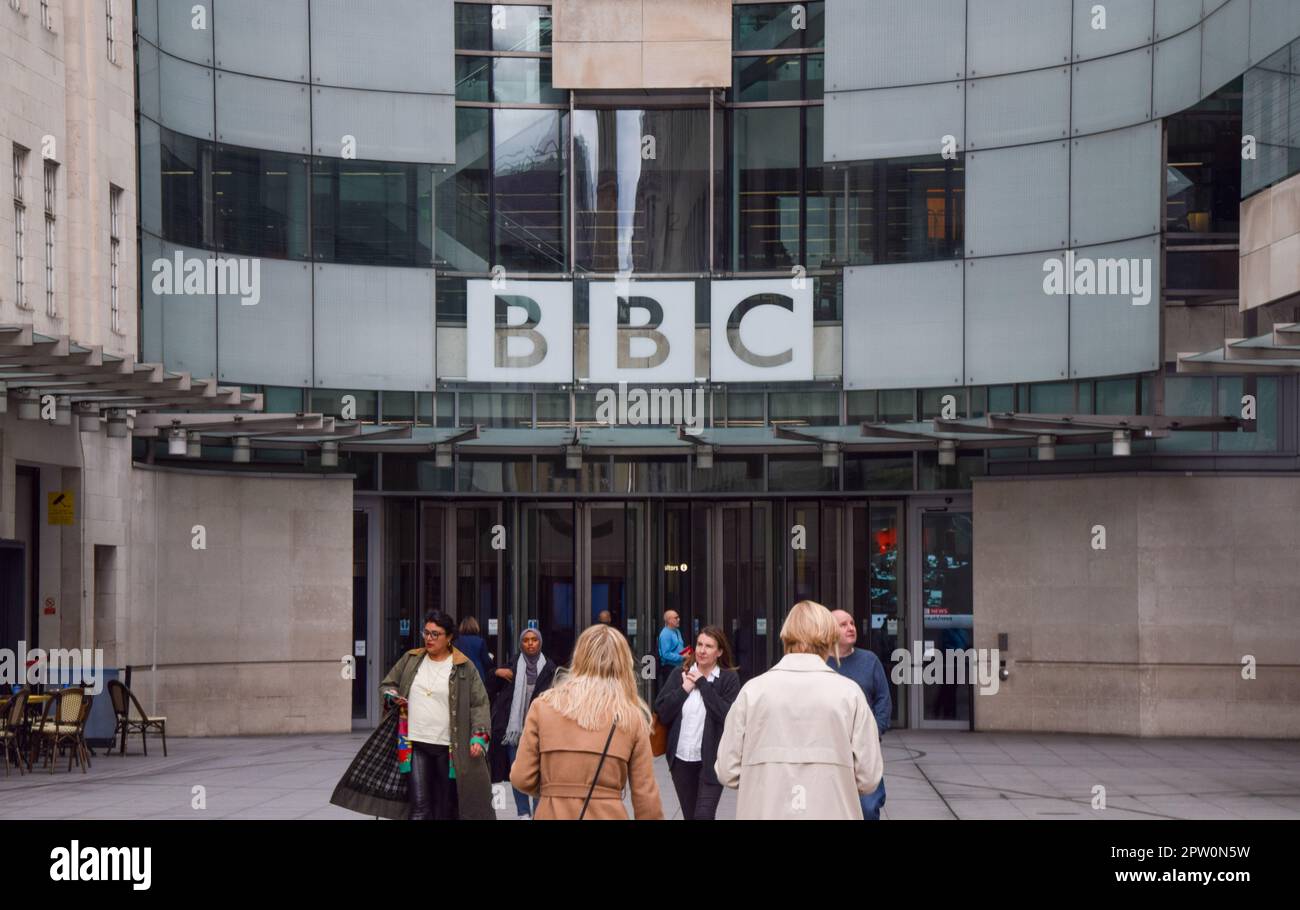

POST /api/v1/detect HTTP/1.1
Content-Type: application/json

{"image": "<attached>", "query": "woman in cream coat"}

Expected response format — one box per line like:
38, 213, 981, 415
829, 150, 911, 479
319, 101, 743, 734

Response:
714, 600, 882, 820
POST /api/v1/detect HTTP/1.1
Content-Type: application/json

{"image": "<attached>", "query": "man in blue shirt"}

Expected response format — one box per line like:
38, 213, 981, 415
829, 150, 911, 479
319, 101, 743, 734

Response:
829, 609, 891, 820
657, 610, 685, 692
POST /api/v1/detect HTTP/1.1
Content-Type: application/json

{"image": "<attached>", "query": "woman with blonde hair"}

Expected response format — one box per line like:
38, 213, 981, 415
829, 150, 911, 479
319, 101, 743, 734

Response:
714, 600, 882, 819
509, 624, 664, 819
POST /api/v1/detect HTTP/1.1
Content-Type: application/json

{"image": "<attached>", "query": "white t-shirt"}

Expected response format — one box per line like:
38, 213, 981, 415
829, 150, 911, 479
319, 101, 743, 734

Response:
407, 655, 453, 746
674, 665, 721, 762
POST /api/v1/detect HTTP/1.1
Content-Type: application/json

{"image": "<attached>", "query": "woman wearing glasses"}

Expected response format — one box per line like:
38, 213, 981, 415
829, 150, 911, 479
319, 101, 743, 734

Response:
379, 611, 495, 820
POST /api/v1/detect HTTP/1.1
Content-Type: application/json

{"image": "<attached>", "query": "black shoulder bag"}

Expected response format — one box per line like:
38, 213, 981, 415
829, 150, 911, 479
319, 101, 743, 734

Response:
578, 722, 618, 820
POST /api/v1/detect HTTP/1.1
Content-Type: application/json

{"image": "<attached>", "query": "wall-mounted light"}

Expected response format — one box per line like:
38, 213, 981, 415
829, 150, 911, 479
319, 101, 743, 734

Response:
1036, 434, 1056, 461
167, 425, 187, 456
695, 445, 713, 470
1112, 429, 1131, 457
565, 444, 583, 471
232, 435, 251, 463
17, 390, 40, 421
821, 442, 841, 470
105, 409, 128, 438
435, 444, 453, 469
186, 430, 201, 458
321, 441, 339, 468
938, 439, 957, 466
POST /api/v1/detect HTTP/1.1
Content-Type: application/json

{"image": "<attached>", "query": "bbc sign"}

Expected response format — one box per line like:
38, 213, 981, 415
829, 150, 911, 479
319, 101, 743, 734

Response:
465, 279, 813, 383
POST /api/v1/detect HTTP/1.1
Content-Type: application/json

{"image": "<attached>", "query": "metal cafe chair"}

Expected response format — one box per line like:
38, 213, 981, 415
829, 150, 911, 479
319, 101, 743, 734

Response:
107, 679, 168, 757
30, 687, 91, 774
0, 688, 31, 776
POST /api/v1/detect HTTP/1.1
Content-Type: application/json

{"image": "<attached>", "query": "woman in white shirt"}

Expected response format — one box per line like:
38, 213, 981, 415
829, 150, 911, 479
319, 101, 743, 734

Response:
652, 625, 741, 820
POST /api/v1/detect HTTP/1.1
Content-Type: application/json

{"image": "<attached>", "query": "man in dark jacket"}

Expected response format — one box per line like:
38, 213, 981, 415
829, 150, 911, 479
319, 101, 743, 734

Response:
829, 609, 891, 820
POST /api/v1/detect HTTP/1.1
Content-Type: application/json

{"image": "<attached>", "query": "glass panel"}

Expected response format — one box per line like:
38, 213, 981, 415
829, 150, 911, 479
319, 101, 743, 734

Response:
211, 145, 309, 259
340, 452, 377, 490
920, 510, 974, 723
264, 386, 303, 412
436, 275, 468, 323
847, 390, 877, 424
879, 389, 915, 423
734, 107, 801, 270
381, 391, 415, 425
733, 54, 802, 102
613, 457, 689, 492
853, 505, 903, 727
492, 4, 551, 52
1166, 101, 1241, 231
454, 3, 492, 50
1095, 378, 1137, 415
381, 455, 454, 491
455, 55, 490, 102
572, 108, 709, 273
988, 384, 1016, 412
734, 1, 822, 50
422, 504, 446, 616
494, 109, 566, 271
921, 387, 965, 419
768, 455, 836, 491
160, 128, 204, 247
312, 157, 433, 266
806, 53, 824, 98
720, 391, 764, 427
846, 156, 964, 265
436, 392, 455, 427
384, 500, 418, 672
535, 392, 570, 427
844, 455, 913, 490
456, 457, 531, 492
788, 501, 821, 603
1165, 248, 1238, 293
1029, 382, 1073, 413
919, 452, 980, 490
458, 391, 532, 427
805, 108, 840, 270
309, 388, 377, 421
694, 455, 763, 492
589, 505, 638, 634
492, 56, 563, 104
525, 505, 577, 667
435, 108, 491, 272
769, 390, 839, 426
1218, 376, 1278, 451
1157, 375, 1214, 452
351, 510, 369, 719
720, 503, 770, 682
455, 506, 500, 632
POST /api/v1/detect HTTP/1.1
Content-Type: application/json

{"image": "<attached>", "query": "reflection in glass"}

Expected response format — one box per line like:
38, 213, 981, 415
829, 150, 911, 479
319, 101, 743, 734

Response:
455, 55, 490, 101
573, 109, 710, 273
212, 145, 308, 259
312, 157, 433, 266
1218, 376, 1278, 451
494, 109, 566, 271
920, 510, 973, 723
733, 1, 824, 50
160, 128, 204, 247
733, 54, 802, 102
734, 107, 800, 270
525, 505, 576, 665
493, 57, 563, 104
846, 156, 963, 265
435, 109, 490, 272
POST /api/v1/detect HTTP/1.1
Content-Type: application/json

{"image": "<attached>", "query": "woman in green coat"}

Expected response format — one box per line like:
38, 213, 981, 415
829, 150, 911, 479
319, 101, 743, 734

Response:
332, 611, 496, 820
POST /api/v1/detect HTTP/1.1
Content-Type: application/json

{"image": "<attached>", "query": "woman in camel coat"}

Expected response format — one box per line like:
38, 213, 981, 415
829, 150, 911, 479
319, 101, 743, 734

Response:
509, 624, 663, 820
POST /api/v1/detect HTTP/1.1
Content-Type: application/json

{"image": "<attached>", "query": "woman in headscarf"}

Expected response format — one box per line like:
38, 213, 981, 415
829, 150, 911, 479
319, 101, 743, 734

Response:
490, 627, 555, 819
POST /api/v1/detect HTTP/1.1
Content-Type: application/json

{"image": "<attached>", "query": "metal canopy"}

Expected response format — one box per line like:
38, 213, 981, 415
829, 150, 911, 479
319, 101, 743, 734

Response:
1178, 323, 1300, 374
0, 326, 260, 411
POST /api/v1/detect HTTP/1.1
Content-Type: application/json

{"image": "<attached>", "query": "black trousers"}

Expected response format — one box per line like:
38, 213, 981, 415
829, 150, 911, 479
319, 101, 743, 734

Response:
409, 742, 459, 820
669, 758, 723, 820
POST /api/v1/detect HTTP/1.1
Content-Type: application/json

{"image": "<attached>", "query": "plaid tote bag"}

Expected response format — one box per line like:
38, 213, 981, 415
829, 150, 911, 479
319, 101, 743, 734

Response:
329, 707, 411, 819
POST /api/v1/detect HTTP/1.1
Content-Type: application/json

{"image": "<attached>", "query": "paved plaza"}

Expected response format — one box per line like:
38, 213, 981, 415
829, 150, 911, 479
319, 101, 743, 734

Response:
2, 730, 1298, 820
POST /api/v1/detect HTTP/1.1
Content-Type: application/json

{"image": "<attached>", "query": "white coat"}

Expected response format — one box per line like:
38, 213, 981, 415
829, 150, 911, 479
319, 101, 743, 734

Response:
713, 652, 882, 819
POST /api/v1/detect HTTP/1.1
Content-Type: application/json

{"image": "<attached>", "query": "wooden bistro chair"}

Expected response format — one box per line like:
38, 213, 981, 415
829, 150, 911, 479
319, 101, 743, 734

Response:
31, 687, 93, 774
107, 679, 168, 757
0, 688, 31, 776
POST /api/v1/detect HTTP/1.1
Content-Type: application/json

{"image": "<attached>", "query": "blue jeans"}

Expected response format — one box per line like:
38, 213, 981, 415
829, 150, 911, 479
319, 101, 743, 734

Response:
860, 778, 886, 820
506, 743, 537, 817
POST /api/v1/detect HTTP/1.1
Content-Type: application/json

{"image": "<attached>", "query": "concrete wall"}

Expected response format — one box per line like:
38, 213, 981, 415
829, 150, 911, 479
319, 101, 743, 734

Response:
1240, 170, 1300, 310
974, 474, 1300, 738
552, 0, 731, 89
125, 466, 353, 736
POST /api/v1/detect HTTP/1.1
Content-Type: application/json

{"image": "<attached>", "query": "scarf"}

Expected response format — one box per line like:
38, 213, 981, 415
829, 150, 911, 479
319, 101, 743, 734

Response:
504, 633, 547, 746
396, 704, 411, 773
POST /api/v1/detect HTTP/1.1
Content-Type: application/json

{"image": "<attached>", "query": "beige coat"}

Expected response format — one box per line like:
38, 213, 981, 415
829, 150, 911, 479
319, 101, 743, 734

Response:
714, 653, 882, 819
509, 698, 664, 820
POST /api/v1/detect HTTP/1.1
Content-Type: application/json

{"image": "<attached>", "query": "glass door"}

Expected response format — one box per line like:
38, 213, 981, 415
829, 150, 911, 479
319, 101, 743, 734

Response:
907, 497, 974, 729
713, 502, 773, 683
849, 501, 905, 730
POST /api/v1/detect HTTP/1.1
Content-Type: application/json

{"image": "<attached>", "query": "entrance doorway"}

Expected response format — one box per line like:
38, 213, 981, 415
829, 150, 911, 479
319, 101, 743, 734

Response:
907, 497, 974, 729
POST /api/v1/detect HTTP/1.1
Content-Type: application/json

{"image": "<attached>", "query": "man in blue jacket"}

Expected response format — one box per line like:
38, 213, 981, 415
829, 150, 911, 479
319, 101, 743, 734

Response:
657, 610, 686, 692
829, 609, 892, 820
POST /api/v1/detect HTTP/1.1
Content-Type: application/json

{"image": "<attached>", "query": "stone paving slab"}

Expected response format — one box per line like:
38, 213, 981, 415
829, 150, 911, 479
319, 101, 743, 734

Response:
1, 730, 1297, 820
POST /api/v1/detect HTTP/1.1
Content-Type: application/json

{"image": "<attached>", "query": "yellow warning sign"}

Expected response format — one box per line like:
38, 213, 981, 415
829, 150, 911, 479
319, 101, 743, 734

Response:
47, 491, 75, 525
